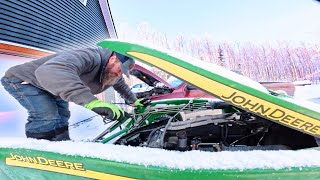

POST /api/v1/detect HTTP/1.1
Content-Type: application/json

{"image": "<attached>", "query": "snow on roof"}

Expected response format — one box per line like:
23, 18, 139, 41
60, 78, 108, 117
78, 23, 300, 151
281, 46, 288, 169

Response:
1, 138, 319, 170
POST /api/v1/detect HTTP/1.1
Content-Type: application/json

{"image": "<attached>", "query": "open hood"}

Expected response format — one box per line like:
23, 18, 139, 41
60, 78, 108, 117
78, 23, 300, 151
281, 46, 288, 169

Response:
98, 40, 320, 139
130, 64, 173, 88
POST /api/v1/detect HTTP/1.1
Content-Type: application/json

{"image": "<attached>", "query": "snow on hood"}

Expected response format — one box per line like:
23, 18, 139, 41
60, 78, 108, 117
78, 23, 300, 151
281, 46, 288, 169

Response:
1, 138, 320, 170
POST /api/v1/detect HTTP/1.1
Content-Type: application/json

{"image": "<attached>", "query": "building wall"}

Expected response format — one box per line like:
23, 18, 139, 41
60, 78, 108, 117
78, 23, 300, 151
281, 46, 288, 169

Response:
0, 0, 119, 103
0, 0, 112, 52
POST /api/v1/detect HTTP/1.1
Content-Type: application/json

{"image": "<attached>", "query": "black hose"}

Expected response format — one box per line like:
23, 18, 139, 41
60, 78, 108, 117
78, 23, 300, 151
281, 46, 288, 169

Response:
145, 125, 165, 147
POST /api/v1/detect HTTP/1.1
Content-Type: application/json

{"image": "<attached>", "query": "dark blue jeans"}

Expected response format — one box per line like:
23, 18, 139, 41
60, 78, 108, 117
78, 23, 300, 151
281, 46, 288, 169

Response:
1, 76, 70, 139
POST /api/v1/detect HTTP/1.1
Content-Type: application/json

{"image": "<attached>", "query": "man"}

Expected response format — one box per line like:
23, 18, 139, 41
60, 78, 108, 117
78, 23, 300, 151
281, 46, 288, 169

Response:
1, 47, 149, 141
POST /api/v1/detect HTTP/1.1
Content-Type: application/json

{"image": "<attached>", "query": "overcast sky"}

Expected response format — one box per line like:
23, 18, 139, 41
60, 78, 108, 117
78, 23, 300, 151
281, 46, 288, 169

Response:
109, 0, 320, 43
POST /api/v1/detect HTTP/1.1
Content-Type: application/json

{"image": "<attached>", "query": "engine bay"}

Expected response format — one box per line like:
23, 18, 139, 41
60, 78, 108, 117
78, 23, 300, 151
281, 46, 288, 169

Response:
115, 102, 318, 152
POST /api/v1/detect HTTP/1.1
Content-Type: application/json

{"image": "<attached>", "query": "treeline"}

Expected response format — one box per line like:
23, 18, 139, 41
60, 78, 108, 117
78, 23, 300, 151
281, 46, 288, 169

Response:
119, 23, 320, 83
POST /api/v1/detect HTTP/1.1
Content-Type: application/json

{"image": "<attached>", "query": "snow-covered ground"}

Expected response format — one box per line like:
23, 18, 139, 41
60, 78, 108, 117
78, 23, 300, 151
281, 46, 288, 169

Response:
0, 137, 320, 170
0, 84, 320, 170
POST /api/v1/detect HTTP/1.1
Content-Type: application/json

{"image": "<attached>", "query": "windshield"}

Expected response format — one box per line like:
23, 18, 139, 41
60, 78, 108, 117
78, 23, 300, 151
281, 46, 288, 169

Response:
167, 76, 184, 88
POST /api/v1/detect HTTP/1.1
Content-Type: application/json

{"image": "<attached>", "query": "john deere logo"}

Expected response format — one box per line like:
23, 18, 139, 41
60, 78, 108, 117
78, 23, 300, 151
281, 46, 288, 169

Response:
6, 153, 85, 171
222, 91, 320, 135
5, 153, 136, 179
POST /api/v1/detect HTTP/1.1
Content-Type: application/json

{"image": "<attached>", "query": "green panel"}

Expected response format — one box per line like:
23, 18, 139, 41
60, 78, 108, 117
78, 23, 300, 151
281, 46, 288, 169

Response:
1, 148, 320, 180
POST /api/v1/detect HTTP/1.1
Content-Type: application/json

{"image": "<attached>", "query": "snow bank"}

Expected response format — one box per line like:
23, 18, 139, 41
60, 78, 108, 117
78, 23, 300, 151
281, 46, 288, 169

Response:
0, 138, 319, 170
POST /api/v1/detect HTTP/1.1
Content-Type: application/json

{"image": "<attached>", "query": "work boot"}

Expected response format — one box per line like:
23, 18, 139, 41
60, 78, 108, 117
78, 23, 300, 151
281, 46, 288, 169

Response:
52, 126, 71, 141
26, 130, 56, 140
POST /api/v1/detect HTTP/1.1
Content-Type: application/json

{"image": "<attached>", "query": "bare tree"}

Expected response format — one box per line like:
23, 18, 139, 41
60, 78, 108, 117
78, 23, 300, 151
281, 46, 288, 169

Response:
118, 24, 320, 83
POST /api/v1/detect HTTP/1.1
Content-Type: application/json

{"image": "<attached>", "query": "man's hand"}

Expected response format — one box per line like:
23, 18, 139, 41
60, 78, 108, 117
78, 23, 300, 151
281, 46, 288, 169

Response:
134, 98, 151, 107
85, 99, 126, 121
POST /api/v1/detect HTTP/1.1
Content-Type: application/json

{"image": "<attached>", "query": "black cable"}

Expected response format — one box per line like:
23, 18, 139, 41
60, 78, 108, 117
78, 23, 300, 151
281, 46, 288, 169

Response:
229, 123, 272, 146
68, 115, 99, 128
223, 124, 228, 145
